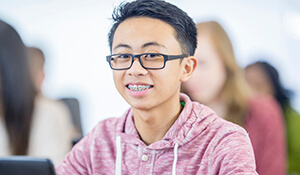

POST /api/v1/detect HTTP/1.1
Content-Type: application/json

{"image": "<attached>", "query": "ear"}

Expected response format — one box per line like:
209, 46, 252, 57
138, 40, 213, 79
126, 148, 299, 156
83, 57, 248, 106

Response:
180, 56, 197, 82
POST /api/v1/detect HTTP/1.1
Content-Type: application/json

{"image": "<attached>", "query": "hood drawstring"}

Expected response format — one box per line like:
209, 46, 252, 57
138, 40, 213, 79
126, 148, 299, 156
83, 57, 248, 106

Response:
172, 143, 179, 175
116, 136, 122, 175
115, 136, 178, 175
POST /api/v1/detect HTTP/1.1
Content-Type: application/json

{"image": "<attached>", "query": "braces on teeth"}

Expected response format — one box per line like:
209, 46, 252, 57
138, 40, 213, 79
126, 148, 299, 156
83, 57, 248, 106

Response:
128, 85, 151, 91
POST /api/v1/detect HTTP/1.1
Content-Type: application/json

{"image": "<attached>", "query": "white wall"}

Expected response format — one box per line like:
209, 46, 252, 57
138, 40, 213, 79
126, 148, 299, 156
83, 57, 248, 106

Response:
0, 0, 299, 134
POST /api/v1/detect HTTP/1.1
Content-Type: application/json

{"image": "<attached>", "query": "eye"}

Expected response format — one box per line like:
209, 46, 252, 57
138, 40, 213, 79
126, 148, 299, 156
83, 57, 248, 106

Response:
145, 53, 159, 58
143, 53, 163, 60
116, 54, 131, 59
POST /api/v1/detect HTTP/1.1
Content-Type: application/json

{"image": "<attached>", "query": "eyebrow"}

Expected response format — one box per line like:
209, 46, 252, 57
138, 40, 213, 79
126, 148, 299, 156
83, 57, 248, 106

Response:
142, 42, 166, 49
113, 44, 131, 51
113, 42, 166, 52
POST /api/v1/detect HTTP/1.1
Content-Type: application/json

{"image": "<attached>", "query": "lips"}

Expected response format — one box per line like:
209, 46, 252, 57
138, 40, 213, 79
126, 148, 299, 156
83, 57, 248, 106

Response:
126, 84, 153, 91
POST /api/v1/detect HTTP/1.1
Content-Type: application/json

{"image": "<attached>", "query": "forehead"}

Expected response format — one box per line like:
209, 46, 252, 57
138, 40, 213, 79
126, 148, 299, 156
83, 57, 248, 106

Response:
112, 17, 181, 53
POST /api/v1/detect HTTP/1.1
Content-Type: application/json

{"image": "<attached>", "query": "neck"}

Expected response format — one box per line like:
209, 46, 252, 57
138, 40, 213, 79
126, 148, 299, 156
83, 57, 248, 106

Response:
133, 96, 182, 145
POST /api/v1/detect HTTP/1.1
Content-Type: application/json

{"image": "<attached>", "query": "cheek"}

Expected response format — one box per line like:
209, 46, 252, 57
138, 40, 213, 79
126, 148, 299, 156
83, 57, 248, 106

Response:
113, 72, 123, 90
258, 81, 272, 95
208, 65, 227, 94
248, 79, 260, 92
198, 65, 227, 97
182, 69, 202, 92
196, 66, 219, 86
246, 71, 267, 94
214, 68, 227, 89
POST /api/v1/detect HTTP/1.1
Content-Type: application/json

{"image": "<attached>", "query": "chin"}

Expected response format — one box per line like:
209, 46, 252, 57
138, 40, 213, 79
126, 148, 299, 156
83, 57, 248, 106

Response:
131, 104, 151, 111
126, 99, 151, 110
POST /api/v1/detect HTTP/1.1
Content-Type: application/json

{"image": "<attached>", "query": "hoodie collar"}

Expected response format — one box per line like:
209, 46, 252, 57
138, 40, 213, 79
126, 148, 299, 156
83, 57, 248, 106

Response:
117, 93, 216, 149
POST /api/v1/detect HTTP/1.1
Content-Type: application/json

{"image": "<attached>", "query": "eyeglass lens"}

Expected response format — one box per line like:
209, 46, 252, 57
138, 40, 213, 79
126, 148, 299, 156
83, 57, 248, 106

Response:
109, 54, 165, 69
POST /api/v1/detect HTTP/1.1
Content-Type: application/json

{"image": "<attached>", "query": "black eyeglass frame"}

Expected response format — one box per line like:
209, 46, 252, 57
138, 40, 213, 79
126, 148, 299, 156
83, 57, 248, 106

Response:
106, 53, 188, 70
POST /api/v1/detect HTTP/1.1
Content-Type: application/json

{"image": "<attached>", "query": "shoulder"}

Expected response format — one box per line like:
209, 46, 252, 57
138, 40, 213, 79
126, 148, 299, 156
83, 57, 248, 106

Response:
32, 96, 73, 128
94, 117, 119, 133
86, 117, 120, 139
196, 105, 252, 151
249, 95, 281, 113
245, 95, 285, 143
80, 115, 129, 147
247, 95, 283, 124
66, 118, 120, 158
195, 102, 247, 134
199, 114, 257, 172
33, 95, 71, 120
210, 115, 249, 140
35, 95, 69, 111
75, 108, 130, 146
192, 103, 250, 144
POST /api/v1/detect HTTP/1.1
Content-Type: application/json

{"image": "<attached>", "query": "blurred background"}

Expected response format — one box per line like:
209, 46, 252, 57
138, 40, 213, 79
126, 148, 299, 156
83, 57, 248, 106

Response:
0, 0, 299, 135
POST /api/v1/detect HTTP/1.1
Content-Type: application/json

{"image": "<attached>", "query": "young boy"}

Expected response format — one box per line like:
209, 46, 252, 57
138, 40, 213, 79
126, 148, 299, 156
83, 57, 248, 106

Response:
56, 0, 258, 174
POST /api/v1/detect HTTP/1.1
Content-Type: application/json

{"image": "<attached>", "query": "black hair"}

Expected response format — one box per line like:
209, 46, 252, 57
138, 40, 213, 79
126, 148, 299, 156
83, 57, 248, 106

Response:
248, 61, 293, 109
108, 0, 197, 56
0, 20, 36, 155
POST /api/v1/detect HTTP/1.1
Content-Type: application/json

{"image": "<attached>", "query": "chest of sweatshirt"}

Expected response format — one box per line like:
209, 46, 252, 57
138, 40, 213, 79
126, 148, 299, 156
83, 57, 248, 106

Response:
63, 104, 257, 174
79, 116, 227, 175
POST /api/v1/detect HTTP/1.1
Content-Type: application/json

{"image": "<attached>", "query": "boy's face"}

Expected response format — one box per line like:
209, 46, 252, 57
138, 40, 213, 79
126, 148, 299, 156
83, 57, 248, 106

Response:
111, 17, 186, 111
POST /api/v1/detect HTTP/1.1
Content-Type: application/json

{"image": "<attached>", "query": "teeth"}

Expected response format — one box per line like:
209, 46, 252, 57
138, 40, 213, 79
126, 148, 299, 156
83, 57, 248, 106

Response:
128, 85, 152, 91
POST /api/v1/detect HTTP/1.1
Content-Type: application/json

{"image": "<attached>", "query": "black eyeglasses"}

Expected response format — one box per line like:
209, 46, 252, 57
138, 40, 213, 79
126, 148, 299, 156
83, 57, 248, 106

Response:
106, 53, 187, 70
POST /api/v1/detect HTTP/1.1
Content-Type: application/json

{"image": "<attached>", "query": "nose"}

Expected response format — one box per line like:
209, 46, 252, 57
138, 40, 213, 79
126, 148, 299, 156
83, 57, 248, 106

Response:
127, 57, 148, 76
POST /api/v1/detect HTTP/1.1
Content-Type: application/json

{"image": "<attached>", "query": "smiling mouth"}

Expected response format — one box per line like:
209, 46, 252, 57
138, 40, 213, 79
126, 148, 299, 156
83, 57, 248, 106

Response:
127, 84, 153, 91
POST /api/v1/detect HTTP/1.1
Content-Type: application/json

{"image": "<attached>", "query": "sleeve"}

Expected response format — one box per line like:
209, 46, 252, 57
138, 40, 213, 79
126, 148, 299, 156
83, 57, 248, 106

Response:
210, 127, 258, 175
246, 96, 286, 175
56, 117, 119, 175
56, 133, 91, 175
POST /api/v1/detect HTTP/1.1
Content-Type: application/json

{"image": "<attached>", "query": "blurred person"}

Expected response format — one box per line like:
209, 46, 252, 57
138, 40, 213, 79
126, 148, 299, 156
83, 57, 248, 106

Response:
27, 47, 45, 94
245, 61, 300, 175
56, 0, 258, 174
0, 19, 36, 156
26, 46, 76, 163
181, 21, 286, 175
28, 46, 83, 145
0, 19, 72, 166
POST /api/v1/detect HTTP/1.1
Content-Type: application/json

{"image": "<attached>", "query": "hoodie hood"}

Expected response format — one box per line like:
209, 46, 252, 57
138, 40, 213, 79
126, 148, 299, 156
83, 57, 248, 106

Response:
115, 93, 217, 150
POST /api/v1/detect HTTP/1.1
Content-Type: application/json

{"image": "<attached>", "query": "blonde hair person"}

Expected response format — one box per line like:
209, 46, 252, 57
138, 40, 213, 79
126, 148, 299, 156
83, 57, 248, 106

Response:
181, 21, 286, 175
183, 21, 250, 126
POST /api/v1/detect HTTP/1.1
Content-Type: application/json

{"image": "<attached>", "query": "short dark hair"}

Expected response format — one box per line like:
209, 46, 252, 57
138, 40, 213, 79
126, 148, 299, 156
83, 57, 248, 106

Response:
108, 0, 197, 56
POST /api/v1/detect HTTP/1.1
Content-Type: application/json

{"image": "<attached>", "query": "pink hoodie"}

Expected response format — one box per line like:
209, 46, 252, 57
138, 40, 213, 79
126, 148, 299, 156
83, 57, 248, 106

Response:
57, 94, 258, 174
